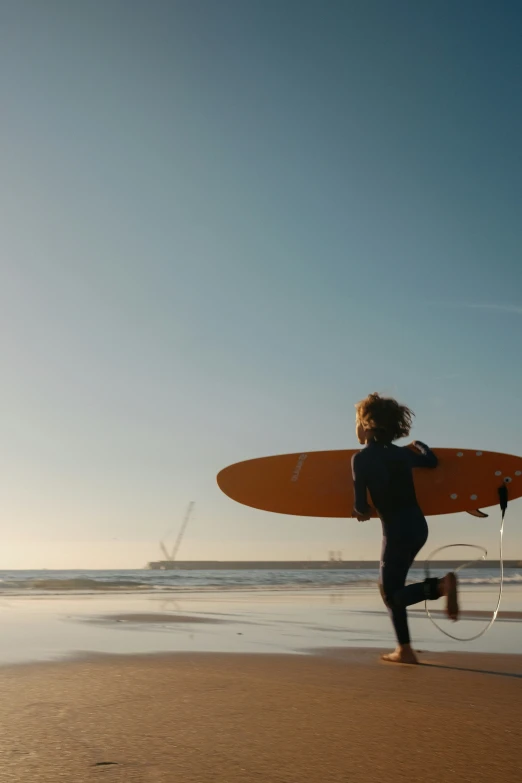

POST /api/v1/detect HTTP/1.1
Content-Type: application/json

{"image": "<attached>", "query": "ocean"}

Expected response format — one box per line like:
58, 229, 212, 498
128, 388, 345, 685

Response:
1, 566, 521, 594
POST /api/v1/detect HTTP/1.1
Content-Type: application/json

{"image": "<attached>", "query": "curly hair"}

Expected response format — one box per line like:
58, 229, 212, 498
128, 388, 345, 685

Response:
355, 392, 414, 442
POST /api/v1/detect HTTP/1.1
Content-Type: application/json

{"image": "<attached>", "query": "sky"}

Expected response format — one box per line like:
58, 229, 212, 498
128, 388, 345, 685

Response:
1, 0, 522, 568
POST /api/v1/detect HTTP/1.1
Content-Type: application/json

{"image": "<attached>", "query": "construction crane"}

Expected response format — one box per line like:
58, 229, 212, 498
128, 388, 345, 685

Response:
160, 541, 171, 562
158, 501, 195, 565
170, 501, 195, 562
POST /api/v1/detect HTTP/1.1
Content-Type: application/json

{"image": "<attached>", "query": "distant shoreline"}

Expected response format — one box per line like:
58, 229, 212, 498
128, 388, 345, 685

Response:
145, 560, 521, 570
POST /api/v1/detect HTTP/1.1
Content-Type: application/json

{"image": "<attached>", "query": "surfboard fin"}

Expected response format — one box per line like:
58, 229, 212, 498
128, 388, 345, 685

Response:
467, 509, 489, 518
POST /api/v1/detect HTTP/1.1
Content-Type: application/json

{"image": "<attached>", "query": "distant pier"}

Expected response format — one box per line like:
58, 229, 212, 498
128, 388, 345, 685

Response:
145, 559, 520, 571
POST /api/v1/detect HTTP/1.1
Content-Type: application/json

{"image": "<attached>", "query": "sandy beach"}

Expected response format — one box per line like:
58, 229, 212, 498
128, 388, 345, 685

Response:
1, 648, 521, 782
2, 581, 521, 781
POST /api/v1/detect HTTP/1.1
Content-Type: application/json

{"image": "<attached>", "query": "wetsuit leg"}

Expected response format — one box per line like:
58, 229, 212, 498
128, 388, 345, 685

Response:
380, 537, 417, 645
379, 514, 438, 645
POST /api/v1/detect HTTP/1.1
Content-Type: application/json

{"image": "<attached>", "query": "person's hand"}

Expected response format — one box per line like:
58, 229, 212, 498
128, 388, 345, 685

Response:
352, 508, 371, 522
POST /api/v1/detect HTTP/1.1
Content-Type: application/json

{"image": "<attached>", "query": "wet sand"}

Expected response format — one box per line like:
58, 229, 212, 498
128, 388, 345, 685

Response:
1, 649, 521, 782
94, 608, 522, 623
408, 608, 522, 621
2, 587, 522, 666
88, 612, 226, 624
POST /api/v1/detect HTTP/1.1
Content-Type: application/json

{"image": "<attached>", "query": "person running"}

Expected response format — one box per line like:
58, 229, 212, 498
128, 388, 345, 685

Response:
352, 392, 459, 664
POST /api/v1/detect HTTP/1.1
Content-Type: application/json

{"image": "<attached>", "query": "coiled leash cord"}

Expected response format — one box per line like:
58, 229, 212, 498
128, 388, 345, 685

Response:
424, 486, 508, 642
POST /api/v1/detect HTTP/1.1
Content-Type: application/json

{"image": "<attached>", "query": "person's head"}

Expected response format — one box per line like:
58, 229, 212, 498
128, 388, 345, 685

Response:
355, 392, 414, 445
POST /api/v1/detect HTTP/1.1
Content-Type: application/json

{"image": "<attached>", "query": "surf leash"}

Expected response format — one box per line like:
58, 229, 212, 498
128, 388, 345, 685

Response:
423, 485, 508, 641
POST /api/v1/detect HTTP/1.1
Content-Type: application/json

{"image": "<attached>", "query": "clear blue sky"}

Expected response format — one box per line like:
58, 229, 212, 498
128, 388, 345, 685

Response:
1, 0, 521, 568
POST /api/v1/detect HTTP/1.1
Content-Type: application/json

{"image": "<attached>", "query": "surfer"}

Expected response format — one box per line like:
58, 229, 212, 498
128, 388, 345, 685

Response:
351, 393, 459, 664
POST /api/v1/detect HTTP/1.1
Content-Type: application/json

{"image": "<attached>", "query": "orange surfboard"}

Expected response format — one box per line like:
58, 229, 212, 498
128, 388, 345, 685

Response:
217, 448, 522, 518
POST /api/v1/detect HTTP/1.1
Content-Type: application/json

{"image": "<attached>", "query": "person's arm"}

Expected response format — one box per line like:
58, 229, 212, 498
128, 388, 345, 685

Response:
407, 440, 438, 468
351, 453, 371, 519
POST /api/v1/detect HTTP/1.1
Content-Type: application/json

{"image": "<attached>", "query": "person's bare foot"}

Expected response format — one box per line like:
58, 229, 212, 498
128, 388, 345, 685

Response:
443, 572, 459, 621
381, 646, 419, 665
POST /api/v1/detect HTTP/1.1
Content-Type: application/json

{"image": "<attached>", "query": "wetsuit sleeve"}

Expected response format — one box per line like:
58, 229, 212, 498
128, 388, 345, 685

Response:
351, 453, 370, 514
407, 440, 438, 468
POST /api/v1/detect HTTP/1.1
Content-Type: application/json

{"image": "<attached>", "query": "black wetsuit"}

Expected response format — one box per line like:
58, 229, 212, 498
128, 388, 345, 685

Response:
351, 440, 440, 645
